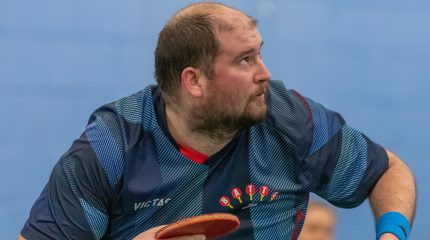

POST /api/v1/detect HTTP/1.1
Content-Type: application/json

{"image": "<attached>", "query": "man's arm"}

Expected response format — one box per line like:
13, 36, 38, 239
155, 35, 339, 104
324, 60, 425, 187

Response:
369, 150, 416, 240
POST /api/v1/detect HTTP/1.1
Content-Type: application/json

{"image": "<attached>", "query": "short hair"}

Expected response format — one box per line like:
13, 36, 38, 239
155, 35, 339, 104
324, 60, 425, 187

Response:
154, 2, 257, 98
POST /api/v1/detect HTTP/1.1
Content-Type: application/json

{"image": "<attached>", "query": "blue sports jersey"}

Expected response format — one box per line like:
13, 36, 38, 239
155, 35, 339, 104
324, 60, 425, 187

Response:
21, 80, 388, 240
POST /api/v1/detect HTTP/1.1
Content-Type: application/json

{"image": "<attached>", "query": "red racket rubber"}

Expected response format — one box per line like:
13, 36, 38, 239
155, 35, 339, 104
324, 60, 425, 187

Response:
155, 213, 240, 239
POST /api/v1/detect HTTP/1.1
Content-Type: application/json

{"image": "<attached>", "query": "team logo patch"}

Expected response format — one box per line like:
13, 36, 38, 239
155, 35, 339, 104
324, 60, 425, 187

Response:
219, 184, 279, 210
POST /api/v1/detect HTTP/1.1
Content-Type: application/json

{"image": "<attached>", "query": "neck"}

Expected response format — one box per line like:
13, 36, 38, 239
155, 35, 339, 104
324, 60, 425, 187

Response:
165, 102, 236, 156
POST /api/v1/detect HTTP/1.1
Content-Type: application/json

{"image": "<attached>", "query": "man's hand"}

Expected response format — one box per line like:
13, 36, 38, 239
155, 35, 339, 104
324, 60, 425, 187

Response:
132, 225, 206, 240
379, 233, 399, 240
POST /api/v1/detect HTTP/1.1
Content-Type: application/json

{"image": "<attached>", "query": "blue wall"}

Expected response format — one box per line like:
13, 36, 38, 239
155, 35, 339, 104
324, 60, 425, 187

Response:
1, 1, 428, 239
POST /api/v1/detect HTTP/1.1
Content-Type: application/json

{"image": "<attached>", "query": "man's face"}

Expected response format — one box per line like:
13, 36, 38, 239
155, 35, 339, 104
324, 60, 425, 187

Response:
196, 18, 271, 133
298, 206, 336, 240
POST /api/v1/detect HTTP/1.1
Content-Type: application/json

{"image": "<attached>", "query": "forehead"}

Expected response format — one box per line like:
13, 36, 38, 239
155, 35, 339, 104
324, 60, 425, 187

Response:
216, 25, 262, 55
212, 9, 261, 51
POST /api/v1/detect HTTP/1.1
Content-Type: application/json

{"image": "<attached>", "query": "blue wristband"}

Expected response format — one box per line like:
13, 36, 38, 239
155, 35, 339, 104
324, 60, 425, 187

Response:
376, 212, 410, 240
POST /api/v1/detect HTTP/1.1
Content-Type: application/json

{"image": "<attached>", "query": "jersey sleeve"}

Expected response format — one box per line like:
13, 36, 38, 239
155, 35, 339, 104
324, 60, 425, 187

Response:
302, 97, 389, 208
21, 103, 126, 239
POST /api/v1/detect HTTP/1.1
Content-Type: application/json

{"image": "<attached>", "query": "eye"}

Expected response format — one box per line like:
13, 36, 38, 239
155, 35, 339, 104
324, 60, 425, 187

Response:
240, 56, 251, 64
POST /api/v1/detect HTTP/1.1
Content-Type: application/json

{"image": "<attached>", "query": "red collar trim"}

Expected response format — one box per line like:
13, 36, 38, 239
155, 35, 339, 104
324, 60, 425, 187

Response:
178, 144, 209, 164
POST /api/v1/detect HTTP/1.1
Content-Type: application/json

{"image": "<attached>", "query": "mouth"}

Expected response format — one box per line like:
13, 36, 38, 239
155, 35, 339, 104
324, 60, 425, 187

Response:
254, 92, 266, 102
256, 84, 269, 97
253, 85, 269, 101
255, 89, 267, 98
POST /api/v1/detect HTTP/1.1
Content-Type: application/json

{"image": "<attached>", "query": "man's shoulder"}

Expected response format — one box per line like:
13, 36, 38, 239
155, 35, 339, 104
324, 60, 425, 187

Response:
256, 81, 313, 155
88, 84, 158, 126
84, 84, 159, 150
114, 84, 158, 124
266, 80, 312, 129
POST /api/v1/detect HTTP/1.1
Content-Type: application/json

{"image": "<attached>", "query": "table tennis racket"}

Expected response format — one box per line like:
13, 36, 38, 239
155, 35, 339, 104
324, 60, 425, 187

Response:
155, 213, 240, 239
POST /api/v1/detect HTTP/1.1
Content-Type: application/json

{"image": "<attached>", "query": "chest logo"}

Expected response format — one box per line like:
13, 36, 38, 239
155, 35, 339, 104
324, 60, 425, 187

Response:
134, 198, 172, 211
218, 184, 279, 210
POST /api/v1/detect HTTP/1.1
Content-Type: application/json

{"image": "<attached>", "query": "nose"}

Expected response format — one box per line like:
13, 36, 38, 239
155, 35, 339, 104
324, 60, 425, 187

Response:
254, 58, 271, 83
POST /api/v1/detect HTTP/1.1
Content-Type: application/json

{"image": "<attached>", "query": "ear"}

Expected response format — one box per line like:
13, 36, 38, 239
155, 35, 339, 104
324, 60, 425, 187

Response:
181, 67, 204, 98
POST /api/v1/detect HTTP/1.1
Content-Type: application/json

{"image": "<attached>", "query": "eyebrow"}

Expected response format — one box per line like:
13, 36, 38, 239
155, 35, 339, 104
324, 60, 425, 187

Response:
233, 41, 264, 61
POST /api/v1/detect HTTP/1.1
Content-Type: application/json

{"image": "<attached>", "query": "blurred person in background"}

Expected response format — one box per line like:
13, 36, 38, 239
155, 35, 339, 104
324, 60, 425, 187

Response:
299, 201, 336, 240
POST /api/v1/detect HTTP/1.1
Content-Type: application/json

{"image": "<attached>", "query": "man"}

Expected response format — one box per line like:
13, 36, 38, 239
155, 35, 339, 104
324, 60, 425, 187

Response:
298, 202, 336, 240
19, 2, 416, 240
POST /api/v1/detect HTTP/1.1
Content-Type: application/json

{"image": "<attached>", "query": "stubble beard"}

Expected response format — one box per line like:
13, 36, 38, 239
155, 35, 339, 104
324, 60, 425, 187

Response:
190, 92, 267, 140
